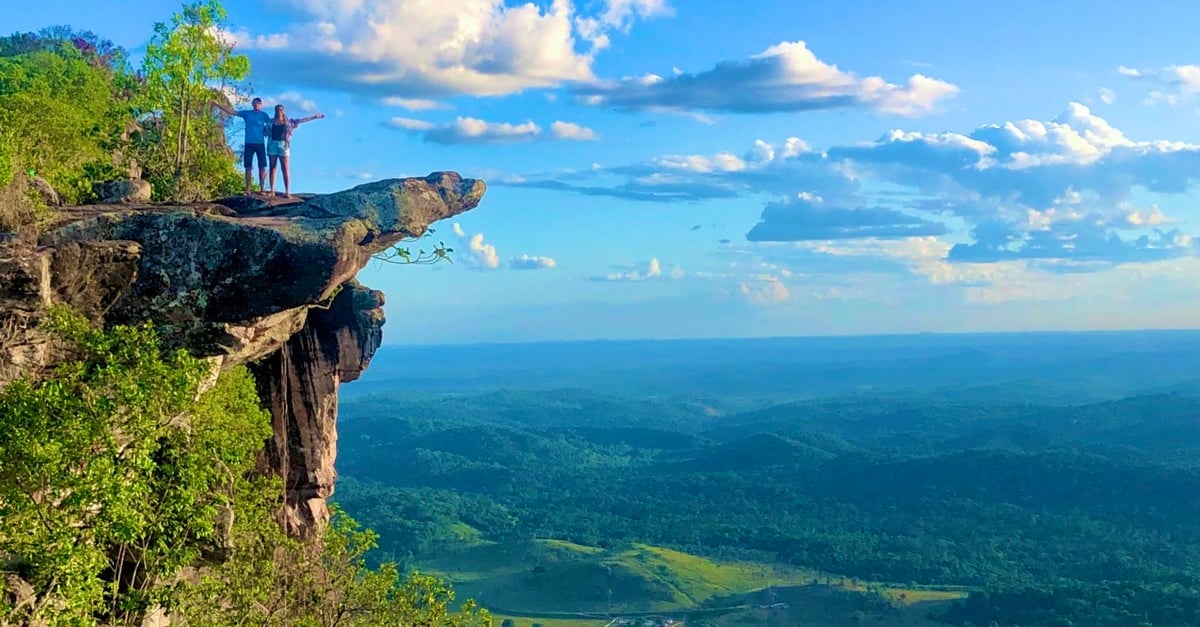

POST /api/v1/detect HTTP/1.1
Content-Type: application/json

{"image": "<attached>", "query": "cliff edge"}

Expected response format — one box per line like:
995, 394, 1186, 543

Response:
0, 171, 485, 537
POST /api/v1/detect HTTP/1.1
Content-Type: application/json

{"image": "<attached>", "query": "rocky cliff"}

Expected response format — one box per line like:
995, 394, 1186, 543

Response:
0, 172, 485, 537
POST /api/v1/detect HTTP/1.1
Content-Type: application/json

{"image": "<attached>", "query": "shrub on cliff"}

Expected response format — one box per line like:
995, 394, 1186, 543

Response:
0, 307, 267, 623
181, 505, 492, 626
138, 0, 249, 202
0, 37, 128, 205
0, 308, 489, 626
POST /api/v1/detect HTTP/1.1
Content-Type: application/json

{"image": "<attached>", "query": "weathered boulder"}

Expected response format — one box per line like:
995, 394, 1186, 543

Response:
28, 176, 60, 207
1, 574, 35, 619
93, 178, 153, 204
0, 171, 486, 537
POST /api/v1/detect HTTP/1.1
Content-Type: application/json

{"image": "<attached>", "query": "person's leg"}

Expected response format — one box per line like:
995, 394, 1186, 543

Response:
255, 143, 268, 193
268, 154, 279, 195
281, 155, 291, 197
242, 146, 253, 195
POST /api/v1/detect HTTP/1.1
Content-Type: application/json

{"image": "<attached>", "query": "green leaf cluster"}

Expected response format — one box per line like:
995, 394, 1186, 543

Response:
373, 228, 456, 267
182, 502, 492, 626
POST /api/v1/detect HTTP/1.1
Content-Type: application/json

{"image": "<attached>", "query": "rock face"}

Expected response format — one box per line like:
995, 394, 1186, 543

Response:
28, 176, 61, 207
93, 178, 153, 204
0, 171, 486, 537
249, 282, 385, 536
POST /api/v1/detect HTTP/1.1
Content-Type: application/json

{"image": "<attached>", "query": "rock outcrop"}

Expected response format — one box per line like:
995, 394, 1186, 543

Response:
0, 171, 485, 537
93, 178, 153, 204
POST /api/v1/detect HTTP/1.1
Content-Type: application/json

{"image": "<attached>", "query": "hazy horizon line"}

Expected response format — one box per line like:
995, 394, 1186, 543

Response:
380, 325, 1200, 350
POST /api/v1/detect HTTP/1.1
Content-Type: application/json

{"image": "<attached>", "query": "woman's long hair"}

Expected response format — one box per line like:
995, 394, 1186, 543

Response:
273, 106, 287, 124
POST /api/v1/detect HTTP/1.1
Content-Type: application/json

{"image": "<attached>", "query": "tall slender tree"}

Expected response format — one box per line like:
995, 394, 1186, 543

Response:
140, 0, 248, 199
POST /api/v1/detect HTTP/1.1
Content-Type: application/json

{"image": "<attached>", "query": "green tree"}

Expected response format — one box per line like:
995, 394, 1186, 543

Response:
140, 0, 248, 200
0, 306, 270, 624
180, 503, 492, 626
0, 40, 127, 203
0, 308, 491, 626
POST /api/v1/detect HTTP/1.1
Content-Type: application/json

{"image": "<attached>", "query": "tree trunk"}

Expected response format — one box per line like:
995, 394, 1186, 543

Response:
180, 88, 191, 175
175, 83, 187, 175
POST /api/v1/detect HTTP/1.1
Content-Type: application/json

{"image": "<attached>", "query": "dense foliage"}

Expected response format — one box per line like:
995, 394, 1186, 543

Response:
0, 1, 248, 229
334, 388, 1200, 626
0, 307, 240, 623
138, 0, 248, 201
0, 30, 130, 209
0, 309, 489, 626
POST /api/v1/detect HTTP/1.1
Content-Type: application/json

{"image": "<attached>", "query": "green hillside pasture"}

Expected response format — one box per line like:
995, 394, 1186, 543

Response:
491, 617, 609, 627
705, 583, 962, 627
423, 539, 603, 583
880, 587, 968, 605
422, 541, 822, 614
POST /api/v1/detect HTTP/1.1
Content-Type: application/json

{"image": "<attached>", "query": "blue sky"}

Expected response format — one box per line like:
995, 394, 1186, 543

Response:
12, 0, 1200, 343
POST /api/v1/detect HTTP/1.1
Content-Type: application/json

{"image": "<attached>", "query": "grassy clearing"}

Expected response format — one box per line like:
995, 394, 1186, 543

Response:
422, 539, 604, 583
490, 616, 609, 627
605, 544, 821, 605
425, 541, 821, 614
879, 587, 969, 604
426, 539, 969, 619
449, 521, 487, 545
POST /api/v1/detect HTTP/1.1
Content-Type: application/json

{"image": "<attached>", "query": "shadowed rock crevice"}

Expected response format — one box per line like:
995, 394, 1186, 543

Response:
0, 172, 484, 537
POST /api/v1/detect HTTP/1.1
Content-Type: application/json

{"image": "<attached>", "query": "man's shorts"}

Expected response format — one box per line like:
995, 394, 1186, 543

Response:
267, 140, 290, 158
243, 143, 267, 169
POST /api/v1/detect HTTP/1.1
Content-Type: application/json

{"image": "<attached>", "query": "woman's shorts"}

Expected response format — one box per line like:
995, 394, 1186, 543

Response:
267, 140, 290, 158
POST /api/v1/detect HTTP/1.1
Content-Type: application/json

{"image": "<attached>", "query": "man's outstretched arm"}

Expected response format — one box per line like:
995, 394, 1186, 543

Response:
211, 99, 237, 116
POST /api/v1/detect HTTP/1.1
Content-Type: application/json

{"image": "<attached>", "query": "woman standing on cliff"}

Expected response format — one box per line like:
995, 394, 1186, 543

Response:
267, 104, 325, 198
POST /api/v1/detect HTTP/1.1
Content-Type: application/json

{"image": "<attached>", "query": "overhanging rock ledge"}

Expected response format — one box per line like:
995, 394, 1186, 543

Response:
0, 171, 486, 537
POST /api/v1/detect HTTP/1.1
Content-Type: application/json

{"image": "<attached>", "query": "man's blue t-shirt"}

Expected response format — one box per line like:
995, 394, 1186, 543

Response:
237, 110, 271, 144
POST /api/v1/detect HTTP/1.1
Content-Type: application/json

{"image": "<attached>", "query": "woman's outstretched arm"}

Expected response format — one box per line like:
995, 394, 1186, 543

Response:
294, 112, 326, 125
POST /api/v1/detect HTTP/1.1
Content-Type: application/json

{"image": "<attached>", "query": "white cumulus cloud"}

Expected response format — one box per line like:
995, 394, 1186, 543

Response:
386, 116, 541, 144
232, 0, 669, 100
507, 101, 1200, 269
257, 90, 320, 113
1124, 206, 1174, 227
510, 254, 558, 270
451, 223, 500, 269
1119, 63, 1200, 105
593, 257, 680, 281
577, 40, 958, 115
739, 276, 791, 306
382, 97, 443, 110
550, 120, 598, 140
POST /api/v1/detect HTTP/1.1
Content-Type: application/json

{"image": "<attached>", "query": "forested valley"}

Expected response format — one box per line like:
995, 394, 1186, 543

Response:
334, 336, 1200, 627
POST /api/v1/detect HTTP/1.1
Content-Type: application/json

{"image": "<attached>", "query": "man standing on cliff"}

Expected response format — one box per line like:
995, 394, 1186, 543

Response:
212, 96, 271, 196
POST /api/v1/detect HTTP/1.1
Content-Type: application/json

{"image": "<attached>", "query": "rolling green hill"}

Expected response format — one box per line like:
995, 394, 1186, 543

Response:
420, 540, 823, 613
